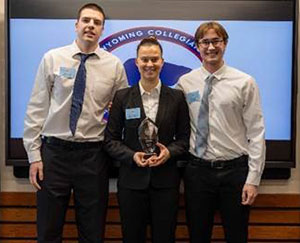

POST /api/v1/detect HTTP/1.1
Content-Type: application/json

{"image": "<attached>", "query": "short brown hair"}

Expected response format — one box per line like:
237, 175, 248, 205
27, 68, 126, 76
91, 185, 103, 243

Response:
194, 22, 228, 47
136, 36, 163, 56
77, 3, 106, 24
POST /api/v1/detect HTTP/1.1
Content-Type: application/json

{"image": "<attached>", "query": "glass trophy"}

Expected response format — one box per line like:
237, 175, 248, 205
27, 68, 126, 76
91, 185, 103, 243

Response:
138, 117, 158, 159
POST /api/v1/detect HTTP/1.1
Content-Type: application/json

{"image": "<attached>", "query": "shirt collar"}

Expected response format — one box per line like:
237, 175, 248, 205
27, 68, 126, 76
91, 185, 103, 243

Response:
201, 63, 227, 82
139, 80, 161, 96
70, 40, 102, 60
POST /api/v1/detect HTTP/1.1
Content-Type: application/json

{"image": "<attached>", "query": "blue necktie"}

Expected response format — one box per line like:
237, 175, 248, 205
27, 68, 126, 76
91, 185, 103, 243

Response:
69, 53, 92, 136
195, 75, 214, 157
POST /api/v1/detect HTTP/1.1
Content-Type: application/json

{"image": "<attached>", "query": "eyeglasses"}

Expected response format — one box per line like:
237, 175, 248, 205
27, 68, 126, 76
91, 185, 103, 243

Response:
198, 38, 224, 48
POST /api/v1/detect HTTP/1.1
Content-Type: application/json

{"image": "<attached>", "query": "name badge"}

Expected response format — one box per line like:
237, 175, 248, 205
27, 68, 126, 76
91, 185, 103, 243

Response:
126, 108, 141, 120
59, 67, 76, 79
186, 91, 200, 103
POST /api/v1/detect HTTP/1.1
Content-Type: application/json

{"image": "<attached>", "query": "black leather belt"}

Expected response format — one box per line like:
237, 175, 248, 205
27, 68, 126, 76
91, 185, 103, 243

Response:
189, 154, 248, 169
42, 136, 102, 149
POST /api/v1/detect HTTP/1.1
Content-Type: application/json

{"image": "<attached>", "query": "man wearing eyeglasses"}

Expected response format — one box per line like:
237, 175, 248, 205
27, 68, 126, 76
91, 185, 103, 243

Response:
177, 22, 265, 243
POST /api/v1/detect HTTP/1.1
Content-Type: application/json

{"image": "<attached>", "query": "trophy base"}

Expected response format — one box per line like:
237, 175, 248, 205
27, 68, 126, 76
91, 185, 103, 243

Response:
143, 153, 156, 160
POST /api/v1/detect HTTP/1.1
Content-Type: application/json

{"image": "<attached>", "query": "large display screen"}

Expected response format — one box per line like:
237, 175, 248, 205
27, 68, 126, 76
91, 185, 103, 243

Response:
6, 0, 297, 169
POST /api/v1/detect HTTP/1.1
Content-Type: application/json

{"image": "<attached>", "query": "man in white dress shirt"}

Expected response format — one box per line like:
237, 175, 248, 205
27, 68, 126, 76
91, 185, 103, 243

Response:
177, 21, 265, 243
23, 3, 127, 242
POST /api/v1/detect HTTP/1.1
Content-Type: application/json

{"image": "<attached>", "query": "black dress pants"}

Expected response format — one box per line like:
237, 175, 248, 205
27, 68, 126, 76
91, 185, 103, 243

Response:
37, 140, 109, 243
117, 185, 179, 243
184, 156, 250, 243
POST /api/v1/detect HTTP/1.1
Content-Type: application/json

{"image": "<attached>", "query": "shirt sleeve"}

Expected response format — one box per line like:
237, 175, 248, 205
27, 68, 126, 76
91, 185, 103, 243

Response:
111, 59, 128, 98
23, 54, 53, 163
242, 77, 266, 186
175, 77, 184, 92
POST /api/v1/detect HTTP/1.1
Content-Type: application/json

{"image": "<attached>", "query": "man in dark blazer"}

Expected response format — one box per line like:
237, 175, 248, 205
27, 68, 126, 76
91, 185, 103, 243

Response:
104, 37, 190, 243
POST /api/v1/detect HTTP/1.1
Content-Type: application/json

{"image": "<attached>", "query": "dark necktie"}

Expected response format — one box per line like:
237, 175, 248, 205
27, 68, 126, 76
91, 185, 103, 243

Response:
195, 75, 214, 157
69, 53, 92, 136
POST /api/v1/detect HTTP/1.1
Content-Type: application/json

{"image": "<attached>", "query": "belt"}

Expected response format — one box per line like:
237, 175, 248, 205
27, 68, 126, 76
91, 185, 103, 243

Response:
42, 136, 102, 150
189, 154, 248, 169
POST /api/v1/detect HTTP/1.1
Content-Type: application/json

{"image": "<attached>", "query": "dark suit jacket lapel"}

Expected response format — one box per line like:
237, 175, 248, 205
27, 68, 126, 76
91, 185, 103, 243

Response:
129, 85, 146, 121
155, 85, 169, 128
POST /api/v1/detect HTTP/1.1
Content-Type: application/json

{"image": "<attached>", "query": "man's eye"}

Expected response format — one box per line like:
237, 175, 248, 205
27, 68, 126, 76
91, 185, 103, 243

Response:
82, 18, 90, 23
212, 39, 221, 43
94, 20, 102, 26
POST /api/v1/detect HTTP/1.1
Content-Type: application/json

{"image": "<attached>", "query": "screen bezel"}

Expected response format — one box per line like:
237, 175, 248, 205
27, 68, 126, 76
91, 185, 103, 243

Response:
5, 0, 298, 169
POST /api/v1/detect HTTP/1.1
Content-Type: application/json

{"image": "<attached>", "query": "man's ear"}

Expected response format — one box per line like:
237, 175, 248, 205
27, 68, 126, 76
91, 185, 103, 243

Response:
75, 21, 78, 32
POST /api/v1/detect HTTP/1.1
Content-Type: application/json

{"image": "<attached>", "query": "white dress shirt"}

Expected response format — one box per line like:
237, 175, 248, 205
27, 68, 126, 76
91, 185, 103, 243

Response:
23, 41, 128, 163
139, 81, 161, 122
177, 64, 265, 185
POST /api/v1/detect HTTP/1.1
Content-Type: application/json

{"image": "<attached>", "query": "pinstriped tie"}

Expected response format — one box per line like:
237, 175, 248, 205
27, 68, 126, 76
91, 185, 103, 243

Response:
195, 75, 214, 157
69, 53, 92, 136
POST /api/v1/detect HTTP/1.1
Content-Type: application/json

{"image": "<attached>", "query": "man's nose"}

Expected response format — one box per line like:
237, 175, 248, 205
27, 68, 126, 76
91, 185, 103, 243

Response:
87, 20, 95, 28
208, 42, 215, 50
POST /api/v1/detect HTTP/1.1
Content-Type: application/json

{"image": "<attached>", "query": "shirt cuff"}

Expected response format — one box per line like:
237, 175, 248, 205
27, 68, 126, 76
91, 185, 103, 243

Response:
246, 170, 262, 186
27, 150, 42, 163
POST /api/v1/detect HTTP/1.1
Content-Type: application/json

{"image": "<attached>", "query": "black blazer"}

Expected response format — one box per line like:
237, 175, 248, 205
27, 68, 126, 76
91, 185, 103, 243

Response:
104, 84, 190, 190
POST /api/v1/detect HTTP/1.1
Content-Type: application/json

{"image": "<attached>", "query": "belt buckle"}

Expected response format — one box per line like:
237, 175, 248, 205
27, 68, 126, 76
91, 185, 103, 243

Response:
211, 161, 225, 169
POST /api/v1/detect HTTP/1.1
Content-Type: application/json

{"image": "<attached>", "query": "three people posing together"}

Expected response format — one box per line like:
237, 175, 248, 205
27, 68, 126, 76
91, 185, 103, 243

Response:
24, 3, 265, 243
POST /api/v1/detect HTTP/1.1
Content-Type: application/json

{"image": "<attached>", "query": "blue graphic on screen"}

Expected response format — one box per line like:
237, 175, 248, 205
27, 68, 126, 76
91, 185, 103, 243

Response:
10, 19, 293, 140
